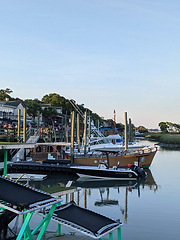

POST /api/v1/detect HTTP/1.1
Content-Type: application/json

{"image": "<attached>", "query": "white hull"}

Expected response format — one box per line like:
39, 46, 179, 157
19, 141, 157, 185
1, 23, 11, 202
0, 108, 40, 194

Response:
7, 173, 47, 181
76, 173, 137, 180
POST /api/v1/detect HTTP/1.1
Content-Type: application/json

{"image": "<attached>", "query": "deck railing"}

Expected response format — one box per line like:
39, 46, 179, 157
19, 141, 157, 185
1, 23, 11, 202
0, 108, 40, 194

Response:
0, 127, 66, 143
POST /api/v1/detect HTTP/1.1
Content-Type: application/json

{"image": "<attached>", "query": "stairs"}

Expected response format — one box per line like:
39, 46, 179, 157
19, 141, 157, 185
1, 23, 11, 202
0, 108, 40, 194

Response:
11, 134, 39, 162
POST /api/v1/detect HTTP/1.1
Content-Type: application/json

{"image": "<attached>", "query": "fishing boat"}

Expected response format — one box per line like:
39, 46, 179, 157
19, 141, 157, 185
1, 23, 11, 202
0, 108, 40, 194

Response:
70, 163, 147, 180
73, 146, 158, 168
29, 142, 157, 169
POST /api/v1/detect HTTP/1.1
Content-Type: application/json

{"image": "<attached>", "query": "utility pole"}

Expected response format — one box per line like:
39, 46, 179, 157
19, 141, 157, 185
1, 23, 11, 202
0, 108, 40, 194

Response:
113, 110, 116, 128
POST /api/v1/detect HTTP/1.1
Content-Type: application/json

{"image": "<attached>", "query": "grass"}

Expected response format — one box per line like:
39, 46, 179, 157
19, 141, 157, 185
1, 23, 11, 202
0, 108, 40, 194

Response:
140, 132, 180, 144
41, 185, 77, 194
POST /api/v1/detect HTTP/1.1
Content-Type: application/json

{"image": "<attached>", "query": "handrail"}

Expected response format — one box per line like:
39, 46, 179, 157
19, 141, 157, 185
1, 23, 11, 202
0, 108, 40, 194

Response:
7, 173, 30, 185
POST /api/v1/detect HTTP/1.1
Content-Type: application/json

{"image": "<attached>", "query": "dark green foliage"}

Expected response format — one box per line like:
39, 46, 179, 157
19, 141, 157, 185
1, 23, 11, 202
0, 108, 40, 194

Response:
0, 88, 14, 101
138, 126, 148, 133
26, 100, 42, 121
42, 106, 58, 120
116, 123, 124, 132
158, 122, 168, 132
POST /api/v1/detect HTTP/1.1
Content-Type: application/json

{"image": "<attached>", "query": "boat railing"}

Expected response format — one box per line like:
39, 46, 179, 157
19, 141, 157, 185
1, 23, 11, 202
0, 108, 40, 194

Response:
74, 146, 157, 159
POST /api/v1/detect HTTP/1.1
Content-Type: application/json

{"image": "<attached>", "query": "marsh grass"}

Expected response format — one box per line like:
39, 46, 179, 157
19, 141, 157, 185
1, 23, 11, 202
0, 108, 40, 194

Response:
142, 132, 180, 144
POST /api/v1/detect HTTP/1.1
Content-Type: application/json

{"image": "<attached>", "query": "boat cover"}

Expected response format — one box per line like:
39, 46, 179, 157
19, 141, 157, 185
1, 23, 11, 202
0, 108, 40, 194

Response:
0, 175, 60, 213
48, 201, 122, 239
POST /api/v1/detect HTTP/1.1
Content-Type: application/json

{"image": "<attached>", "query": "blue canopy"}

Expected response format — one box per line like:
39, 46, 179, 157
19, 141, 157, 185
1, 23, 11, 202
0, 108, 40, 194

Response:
99, 128, 118, 131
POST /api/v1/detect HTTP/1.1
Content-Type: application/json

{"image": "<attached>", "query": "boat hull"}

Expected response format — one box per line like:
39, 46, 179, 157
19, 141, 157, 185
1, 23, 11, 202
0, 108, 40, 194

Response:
71, 166, 138, 180
73, 148, 157, 168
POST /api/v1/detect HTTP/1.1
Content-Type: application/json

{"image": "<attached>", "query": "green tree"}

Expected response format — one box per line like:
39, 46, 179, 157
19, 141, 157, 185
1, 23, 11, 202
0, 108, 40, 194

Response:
116, 123, 124, 132
0, 88, 13, 101
42, 93, 73, 114
26, 100, 42, 121
158, 122, 168, 132
138, 126, 148, 133
42, 106, 58, 121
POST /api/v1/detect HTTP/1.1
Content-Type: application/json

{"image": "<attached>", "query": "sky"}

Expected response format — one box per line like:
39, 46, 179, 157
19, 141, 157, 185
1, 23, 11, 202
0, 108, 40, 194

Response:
1, 0, 180, 129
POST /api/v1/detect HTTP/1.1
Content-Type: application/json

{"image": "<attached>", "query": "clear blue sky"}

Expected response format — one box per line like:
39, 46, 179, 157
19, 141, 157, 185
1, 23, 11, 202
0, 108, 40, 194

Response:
1, 0, 180, 129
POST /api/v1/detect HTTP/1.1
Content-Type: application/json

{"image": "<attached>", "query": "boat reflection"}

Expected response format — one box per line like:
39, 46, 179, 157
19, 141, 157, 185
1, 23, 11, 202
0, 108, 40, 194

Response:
72, 169, 158, 192
71, 169, 158, 222
26, 169, 158, 223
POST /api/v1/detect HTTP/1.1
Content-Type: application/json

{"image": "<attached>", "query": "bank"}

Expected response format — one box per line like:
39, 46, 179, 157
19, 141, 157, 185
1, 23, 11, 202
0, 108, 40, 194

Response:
139, 132, 180, 148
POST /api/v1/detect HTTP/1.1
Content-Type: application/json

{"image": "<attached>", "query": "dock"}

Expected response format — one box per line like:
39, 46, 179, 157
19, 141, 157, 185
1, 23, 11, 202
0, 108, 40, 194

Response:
4, 161, 75, 175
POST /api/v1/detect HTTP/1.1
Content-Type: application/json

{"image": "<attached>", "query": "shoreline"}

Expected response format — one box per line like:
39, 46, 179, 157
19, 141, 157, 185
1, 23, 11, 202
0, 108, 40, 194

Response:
139, 132, 180, 149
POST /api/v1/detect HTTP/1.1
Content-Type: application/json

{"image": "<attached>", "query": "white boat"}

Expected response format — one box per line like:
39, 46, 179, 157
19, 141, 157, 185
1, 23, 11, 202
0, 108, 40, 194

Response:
84, 137, 147, 152
7, 173, 47, 181
70, 163, 147, 180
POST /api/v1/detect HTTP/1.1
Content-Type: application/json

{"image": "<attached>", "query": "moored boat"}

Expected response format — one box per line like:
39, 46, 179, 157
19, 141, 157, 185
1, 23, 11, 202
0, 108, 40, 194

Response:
73, 146, 158, 168
7, 173, 47, 181
29, 143, 157, 169
70, 163, 146, 180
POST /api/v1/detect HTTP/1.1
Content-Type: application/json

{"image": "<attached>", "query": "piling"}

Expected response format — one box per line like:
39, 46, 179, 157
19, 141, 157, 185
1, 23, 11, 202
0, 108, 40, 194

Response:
124, 112, 128, 150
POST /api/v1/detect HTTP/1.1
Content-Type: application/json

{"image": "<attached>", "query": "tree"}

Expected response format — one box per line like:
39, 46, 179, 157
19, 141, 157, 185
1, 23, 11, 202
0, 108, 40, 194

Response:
42, 106, 58, 122
42, 93, 73, 114
138, 126, 148, 133
158, 122, 168, 132
0, 88, 13, 101
26, 100, 42, 121
116, 123, 124, 132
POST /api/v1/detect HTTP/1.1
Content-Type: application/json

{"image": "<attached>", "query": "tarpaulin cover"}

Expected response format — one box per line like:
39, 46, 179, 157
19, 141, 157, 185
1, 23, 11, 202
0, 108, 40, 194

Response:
51, 201, 121, 238
0, 176, 53, 210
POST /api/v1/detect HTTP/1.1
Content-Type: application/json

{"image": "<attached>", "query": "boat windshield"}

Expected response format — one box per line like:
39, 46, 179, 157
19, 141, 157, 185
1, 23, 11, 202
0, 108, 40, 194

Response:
90, 139, 111, 146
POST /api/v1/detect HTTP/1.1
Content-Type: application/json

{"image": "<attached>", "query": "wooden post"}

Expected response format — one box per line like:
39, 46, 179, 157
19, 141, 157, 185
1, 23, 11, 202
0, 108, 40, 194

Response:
71, 111, 75, 163
77, 113, 80, 152
61, 116, 64, 142
84, 111, 87, 154
129, 118, 132, 143
76, 191, 80, 205
37, 111, 40, 130
84, 189, 87, 208
88, 116, 91, 152
124, 112, 128, 150
70, 192, 74, 201
18, 109, 21, 141
23, 107, 27, 143
65, 112, 68, 142
124, 187, 128, 222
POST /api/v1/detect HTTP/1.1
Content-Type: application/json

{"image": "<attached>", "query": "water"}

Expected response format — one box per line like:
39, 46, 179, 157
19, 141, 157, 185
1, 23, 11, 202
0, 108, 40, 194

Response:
10, 140, 180, 239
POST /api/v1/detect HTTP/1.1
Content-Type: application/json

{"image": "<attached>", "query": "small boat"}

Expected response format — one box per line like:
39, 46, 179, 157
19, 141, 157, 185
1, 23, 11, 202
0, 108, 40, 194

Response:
70, 163, 147, 180
7, 173, 47, 181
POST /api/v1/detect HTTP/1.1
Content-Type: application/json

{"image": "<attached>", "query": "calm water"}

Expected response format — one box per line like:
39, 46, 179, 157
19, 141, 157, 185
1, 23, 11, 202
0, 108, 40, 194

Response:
10, 140, 180, 240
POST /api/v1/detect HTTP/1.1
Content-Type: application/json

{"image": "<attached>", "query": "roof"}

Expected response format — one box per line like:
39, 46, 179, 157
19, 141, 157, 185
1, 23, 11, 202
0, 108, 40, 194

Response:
0, 100, 27, 108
